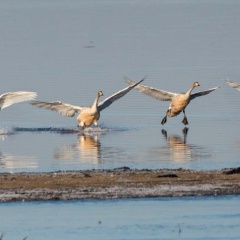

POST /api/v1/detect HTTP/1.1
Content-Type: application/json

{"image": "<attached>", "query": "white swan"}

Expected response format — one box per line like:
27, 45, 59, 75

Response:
226, 79, 240, 91
31, 77, 145, 128
125, 78, 220, 125
0, 91, 37, 110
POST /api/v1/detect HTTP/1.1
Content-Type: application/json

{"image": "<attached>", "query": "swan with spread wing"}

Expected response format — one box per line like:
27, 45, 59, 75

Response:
125, 78, 220, 125
31, 77, 145, 128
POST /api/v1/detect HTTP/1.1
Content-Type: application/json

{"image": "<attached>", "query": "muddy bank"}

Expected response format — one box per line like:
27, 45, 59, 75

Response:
0, 167, 240, 202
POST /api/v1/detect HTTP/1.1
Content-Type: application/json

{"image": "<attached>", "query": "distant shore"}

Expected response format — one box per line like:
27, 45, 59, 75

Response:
0, 167, 240, 202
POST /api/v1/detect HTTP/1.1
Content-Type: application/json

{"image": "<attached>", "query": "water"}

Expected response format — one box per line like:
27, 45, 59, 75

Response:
0, 1, 240, 239
0, 196, 240, 240
0, 0, 240, 172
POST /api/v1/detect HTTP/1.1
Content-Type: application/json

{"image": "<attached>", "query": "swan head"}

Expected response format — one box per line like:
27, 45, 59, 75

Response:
98, 91, 104, 97
193, 82, 200, 87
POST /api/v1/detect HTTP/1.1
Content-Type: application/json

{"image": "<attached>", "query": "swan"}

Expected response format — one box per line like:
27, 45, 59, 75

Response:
125, 78, 220, 125
0, 91, 37, 110
31, 77, 145, 128
226, 79, 240, 91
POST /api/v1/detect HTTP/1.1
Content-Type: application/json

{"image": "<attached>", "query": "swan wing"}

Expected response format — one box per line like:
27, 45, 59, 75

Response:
190, 86, 221, 100
31, 100, 83, 117
98, 76, 146, 112
226, 80, 240, 91
124, 77, 177, 101
0, 91, 37, 110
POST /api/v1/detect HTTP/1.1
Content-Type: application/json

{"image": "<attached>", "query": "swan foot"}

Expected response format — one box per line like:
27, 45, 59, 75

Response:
182, 116, 189, 125
78, 122, 86, 130
161, 116, 167, 125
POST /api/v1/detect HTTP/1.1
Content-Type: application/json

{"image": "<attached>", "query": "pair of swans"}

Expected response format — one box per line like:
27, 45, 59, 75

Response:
1, 78, 238, 127
30, 78, 227, 127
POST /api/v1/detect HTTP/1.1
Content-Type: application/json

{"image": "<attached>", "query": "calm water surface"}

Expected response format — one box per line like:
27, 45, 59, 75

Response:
0, 1, 240, 239
0, 196, 240, 240
0, 0, 240, 172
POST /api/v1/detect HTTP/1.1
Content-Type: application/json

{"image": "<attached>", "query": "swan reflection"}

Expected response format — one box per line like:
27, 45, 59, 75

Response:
54, 133, 101, 164
161, 128, 206, 162
0, 152, 38, 170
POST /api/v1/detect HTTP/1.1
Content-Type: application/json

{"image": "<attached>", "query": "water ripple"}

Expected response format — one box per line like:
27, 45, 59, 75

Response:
12, 125, 130, 135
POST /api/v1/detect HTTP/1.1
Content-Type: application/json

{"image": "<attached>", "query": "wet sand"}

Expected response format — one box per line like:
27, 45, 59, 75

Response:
0, 167, 240, 202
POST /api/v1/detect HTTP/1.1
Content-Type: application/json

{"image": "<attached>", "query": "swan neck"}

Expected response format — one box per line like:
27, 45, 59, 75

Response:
186, 84, 196, 95
92, 93, 100, 109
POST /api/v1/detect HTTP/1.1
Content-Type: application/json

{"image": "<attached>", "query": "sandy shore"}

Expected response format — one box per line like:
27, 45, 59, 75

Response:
0, 167, 240, 202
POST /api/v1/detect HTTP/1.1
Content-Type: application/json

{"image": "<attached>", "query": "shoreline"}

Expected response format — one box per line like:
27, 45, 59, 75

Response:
0, 167, 240, 202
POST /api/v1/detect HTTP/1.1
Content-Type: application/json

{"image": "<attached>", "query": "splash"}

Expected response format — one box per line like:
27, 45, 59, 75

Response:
0, 128, 15, 135
13, 127, 82, 134
12, 125, 129, 135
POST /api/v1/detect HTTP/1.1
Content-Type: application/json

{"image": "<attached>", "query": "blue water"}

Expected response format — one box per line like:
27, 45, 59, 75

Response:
0, 1, 240, 239
0, 0, 240, 173
0, 196, 240, 240
0, 0, 240, 172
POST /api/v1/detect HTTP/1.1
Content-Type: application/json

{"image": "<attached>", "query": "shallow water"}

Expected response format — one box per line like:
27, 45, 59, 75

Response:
0, 0, 240, 173
0, 196, 240, 240
0, 1, 240, 239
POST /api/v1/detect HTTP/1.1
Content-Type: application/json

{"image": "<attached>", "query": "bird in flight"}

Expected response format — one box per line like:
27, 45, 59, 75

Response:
31, 77, 146, 128
125, 78, 220, 125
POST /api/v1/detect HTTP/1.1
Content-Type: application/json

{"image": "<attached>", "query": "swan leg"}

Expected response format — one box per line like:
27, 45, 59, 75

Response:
182, 110, 189, 125
162, 109, 170, 125
161, 115, 167, 125
78, 122, 86, 129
